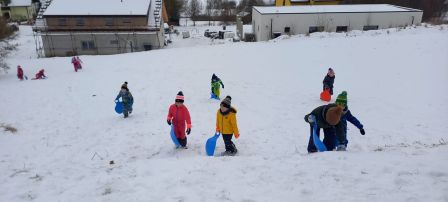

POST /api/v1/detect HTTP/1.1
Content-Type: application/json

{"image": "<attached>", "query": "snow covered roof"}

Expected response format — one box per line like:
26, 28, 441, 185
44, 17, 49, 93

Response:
253, 4, 422, 15
7, 0, 32, 7
44, 0, 151, 16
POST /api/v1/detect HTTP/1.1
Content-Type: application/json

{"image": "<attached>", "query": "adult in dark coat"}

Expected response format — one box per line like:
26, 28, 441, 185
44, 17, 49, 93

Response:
323, 68, 335, 95
304, 104, 345, 152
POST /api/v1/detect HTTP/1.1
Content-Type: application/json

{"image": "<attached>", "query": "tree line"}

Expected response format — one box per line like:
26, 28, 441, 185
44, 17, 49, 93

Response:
165, 0, 446, 25
165, 0, 268, 25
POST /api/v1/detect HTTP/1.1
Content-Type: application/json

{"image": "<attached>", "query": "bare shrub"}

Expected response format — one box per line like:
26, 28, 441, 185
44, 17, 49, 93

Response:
1, 123, 18, 133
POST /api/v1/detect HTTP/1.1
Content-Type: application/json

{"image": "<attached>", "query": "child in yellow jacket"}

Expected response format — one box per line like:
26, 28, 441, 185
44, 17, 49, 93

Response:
216, 96, 240, 155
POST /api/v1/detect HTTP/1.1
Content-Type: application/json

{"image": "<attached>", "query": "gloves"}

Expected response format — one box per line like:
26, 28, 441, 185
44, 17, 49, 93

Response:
360, 128, 365, 135
186, 128, 191, 135
234, 133, 239, 139
307, 115, 315, 123
167, 120, 171, 125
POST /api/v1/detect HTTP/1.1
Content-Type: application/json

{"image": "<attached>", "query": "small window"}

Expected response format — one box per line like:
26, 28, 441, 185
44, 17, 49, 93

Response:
105, 18, 114, 26
58, 18, 67, 26
363, 25, 379, 31
284, 27, 290, 33
81, 41, 95, 50
76, 18, 85, 26
143, 44, 152, 51
123, 18, 132, 24
309, 26, 324, 33
110, 40, 119, 45
336, 26, 348, 32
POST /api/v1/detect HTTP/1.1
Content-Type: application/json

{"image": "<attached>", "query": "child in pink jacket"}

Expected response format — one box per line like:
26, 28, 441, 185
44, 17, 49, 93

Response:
167, 91, 192, 148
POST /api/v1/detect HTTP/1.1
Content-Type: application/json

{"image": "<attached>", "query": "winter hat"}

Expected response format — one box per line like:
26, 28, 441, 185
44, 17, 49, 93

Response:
121, 81, 128, 90
325, 105, 343, 126
335, 91, 347, 107
328, 68, 335, 76
175, 91, 184, 102
221, 95, 232, 108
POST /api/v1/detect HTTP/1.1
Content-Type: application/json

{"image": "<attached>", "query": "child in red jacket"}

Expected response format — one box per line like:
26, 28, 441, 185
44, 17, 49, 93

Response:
32, 69, 46, 80
167, 91, 192, 148
17, 65, 24, 80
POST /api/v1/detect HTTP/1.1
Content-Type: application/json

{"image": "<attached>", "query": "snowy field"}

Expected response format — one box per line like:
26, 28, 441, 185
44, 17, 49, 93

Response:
0, 24, 448, 202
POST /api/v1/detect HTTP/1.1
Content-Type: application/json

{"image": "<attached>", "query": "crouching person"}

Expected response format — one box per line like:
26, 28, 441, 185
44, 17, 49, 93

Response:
304, 104, 345, 153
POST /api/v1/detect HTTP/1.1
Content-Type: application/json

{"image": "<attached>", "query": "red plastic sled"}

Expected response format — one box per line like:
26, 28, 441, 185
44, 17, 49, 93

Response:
320, 88, 331, 102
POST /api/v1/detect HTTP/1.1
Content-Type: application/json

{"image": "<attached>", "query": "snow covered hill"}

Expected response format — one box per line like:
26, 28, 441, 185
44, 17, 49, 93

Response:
0, 25, 447, 202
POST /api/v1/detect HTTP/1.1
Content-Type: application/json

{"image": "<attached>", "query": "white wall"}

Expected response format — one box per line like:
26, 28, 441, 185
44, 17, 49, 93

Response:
253, 9, 423, 41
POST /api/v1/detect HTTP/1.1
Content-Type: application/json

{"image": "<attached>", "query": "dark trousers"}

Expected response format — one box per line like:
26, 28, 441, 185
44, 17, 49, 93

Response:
177, 137, 187, 147
222, 134, 237, 153
307, 126, 338, 153
323, 86, 334, 95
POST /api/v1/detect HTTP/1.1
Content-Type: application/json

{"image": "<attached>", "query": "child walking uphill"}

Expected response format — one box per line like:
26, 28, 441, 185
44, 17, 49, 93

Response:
17, 65, 24, 80
71, 56, 83, 72
333, 91, 365, 147
216, 96, 240, 156
115, 82, 134, 118
323, 68, 335, 95
167, 91, 192, 149
211, 74, 224, 99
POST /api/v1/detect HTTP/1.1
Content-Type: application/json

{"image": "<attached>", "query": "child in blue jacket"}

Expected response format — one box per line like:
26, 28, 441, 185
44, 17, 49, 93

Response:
115, 82, 134, 118
324, 91, 365, 149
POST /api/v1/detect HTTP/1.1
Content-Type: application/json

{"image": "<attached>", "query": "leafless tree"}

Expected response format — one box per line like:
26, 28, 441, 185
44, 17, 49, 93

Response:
186, 0, 203, 26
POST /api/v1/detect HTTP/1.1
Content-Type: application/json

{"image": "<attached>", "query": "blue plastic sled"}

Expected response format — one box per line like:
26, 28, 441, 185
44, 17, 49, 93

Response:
115, 101, 123, 114
170, 125, 181, 147
205, 132, 221, 156
312, 122, 327, 152
210, 92, 219, 100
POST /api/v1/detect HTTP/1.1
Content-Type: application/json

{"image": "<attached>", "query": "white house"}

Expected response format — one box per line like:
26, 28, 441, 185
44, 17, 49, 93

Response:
252, 4, 423, 41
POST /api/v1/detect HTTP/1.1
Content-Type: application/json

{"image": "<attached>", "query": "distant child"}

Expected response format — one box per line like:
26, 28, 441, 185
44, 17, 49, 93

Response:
71, 56, 83, 72
211, 73, 224, 99
76, 56, 83, 70
167, 91, 192, 148
216, 96, 240, 155
304, 104, 345, 152
32, 69, 46, 80
17, 65, 24, 80
115, 82, 134, 118
323, 68, 335, 95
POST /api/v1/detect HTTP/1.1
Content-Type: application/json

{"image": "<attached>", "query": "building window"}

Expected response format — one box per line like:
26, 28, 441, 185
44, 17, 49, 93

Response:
123, 18, 132, 24
110, 40, 119, 45
143, 44, 152, 51
58, 18, 67, 26
336, 26, 348, 32
309, 26, 324, 33
76, 18, 85, 26
363, 25, 379, 31
284, 27, 291, 33
81, 41, 95, 50
105, 18, 114, 26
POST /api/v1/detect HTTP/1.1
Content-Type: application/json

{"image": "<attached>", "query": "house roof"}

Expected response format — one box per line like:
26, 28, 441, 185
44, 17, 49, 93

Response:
7, 0, 32, 7
43, 0, 152, 16
253, 4, 422, 14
